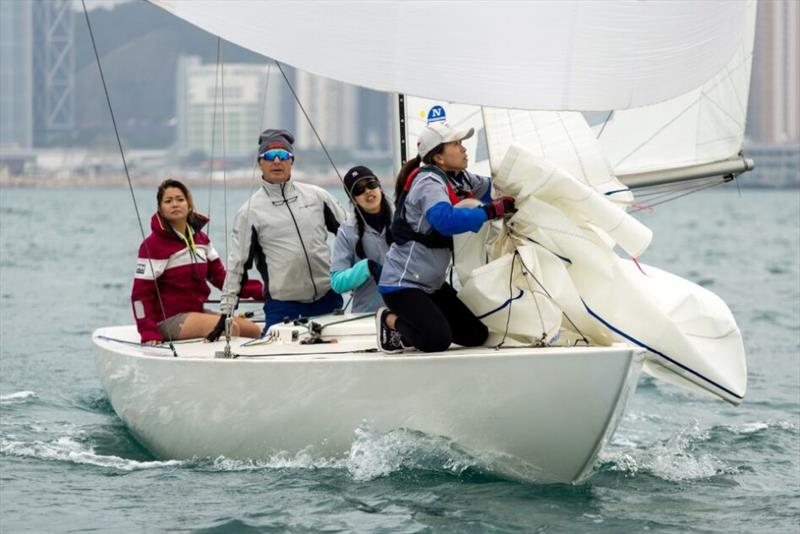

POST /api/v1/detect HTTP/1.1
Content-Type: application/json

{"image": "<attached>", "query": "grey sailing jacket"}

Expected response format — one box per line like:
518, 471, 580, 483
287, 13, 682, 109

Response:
220, 180, 346, 315
329, 213, 392, 313
379, 169, 490, 293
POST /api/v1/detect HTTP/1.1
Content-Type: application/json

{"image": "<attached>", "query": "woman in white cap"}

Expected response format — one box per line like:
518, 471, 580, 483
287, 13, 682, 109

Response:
329, 165, 393, 313
375, 122, 516, 353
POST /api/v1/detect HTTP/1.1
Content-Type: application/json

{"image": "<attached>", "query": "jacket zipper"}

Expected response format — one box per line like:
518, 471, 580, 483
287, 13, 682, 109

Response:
281, 183, 319, 300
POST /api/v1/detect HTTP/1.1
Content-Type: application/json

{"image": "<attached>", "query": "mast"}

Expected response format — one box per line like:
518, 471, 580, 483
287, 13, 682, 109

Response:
397, 93, 408, 167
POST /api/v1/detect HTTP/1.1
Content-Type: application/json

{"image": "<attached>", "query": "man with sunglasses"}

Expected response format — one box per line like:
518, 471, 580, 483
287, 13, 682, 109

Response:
208, 128, 347, 340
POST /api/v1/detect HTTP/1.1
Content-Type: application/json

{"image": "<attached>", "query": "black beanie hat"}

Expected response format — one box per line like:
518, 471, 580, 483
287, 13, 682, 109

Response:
343, 165, 379, 195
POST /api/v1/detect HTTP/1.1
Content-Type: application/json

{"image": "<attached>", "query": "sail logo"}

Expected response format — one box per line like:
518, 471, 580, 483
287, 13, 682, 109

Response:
426, 105, 447, 125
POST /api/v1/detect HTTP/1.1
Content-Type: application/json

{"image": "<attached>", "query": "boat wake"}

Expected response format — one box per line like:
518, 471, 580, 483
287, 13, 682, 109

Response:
196, 425, 485, 481
0, 434, 183, 472
345, 425, 479, 481
0, 391, 39, 404
598, 418, 797, 482
599, 420, 727, 481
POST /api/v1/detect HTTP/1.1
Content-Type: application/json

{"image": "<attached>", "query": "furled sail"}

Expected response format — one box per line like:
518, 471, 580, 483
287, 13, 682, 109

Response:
464, 145, 747, 405
149, 0, 748, 111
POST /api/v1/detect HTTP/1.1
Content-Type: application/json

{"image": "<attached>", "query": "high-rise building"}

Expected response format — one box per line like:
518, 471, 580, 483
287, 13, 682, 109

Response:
747, 0, 800, 143
176, 56, 287, 159
358, 89, 391, 153
32, 0, 75, 146
0, 1, 33, 150
294, 71, 359, 151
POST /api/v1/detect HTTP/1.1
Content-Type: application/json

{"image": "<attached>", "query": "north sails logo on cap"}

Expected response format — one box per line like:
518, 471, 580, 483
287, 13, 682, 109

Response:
426, 105, 447, 125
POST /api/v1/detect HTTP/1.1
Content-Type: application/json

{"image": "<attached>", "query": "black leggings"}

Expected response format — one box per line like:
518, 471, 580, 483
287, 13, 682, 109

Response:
381, 283, 488, 352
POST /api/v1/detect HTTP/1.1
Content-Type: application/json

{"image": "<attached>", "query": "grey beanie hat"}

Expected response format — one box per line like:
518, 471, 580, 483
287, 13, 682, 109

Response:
258, 128, 295, 156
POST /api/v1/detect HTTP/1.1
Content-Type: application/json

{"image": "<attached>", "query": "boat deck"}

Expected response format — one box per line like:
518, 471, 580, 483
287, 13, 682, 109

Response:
93, 314, 628, 362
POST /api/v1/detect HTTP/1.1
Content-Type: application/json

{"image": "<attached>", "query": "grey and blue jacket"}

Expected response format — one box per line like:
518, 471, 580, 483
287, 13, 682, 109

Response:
220, 179, 346, 315
378, 167, 491, 294
329, 210, 392, 313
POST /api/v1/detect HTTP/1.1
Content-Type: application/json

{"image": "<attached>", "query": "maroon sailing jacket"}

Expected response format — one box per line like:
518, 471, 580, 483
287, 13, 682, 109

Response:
131, 212, 262, 342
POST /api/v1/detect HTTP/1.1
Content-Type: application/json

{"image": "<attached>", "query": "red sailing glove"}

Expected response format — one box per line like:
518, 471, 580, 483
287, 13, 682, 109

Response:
482, 196, 517, 220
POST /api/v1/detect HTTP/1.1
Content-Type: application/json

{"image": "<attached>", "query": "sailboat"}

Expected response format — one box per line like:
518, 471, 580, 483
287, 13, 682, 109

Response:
92, 1, 755, 484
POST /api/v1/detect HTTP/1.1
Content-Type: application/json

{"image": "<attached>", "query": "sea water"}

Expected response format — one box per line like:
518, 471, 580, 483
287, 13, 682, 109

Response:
1, 186, 798, 533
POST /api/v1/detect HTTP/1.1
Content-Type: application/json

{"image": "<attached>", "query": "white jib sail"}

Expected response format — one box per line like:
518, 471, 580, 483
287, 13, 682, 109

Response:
593, 0, 758, 179
149, 0, 748, 111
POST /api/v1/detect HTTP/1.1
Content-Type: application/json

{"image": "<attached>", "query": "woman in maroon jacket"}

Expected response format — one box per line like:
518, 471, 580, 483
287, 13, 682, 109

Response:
131, 179, 262, 344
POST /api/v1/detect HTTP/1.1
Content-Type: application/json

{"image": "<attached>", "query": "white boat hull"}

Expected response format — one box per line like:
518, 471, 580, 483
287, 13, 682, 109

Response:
93, 322, 643, 484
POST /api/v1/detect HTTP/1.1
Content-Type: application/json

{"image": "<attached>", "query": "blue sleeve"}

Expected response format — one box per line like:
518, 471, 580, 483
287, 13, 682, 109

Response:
331, 259, 370, 294
425, 202, 487, 236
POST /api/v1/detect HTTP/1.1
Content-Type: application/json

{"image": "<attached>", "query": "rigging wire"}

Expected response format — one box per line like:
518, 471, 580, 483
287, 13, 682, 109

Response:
80, 0, 177, 357
219, 42, 230, 272
627, 177, 731, 212
206, 38, 223, 226
509, 230, 591, 346
272, 61, 369, 228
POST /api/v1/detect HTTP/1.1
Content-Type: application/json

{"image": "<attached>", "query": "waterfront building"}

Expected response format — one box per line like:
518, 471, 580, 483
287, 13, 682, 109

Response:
175, 56, 287, 160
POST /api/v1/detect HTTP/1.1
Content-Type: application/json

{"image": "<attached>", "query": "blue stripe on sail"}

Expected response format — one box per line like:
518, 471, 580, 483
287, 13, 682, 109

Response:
581, 300, 743, 401
604, 188, 631, 196
521, 236, 572, 264
477, 289, 525, 319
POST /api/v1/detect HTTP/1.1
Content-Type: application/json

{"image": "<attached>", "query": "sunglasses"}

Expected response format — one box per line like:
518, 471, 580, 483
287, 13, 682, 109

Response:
351, 178, 380, 196
260, 149, 294, 161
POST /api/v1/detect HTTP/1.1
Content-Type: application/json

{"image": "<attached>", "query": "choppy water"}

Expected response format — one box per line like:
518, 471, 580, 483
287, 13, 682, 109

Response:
1, 186, 798, 533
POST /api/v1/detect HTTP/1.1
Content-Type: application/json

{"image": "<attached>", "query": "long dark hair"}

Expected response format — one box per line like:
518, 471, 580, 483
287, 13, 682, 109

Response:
354, 195, 393, 259
393, 145, 445, 208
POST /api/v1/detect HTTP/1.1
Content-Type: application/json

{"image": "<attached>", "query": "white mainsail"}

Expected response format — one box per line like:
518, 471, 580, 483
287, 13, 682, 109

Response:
149, 0, 748, 111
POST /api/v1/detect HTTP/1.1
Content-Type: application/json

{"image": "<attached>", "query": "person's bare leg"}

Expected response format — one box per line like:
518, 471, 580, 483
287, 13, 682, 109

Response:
177, 312, 260, 339
232, 317, 262, 338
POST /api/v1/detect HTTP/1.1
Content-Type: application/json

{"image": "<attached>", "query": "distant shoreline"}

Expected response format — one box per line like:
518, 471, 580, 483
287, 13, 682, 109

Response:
1, 174, 796, 190
0, 174, 344, 188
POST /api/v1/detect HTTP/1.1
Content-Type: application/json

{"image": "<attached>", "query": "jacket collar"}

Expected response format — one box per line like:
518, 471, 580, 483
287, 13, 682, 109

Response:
151, 212, 209, 239
261, 179, 298, 205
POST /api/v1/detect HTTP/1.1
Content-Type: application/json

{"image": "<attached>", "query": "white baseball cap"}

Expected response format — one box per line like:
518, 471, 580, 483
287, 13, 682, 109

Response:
417, 122, 475, 160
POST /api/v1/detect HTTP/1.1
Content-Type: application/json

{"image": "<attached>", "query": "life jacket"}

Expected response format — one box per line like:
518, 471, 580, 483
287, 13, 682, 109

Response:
391, 165, 475, 248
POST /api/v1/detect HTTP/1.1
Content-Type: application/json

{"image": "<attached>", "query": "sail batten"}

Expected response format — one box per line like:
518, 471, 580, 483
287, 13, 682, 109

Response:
149, 0, 748, 111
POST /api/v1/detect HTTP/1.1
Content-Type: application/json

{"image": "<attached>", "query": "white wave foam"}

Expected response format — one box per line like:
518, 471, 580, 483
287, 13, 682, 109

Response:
207, 449, 345, 472
731, 422, 769, 434
726, 420, 797, 434
0, 391, 38, 403
601, 420, 725, 481
345, 425, 475, 481
209, 427, 478, 480
777, 420, 798, 432
205, 425, 479, 480
0, 436, 183, 471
